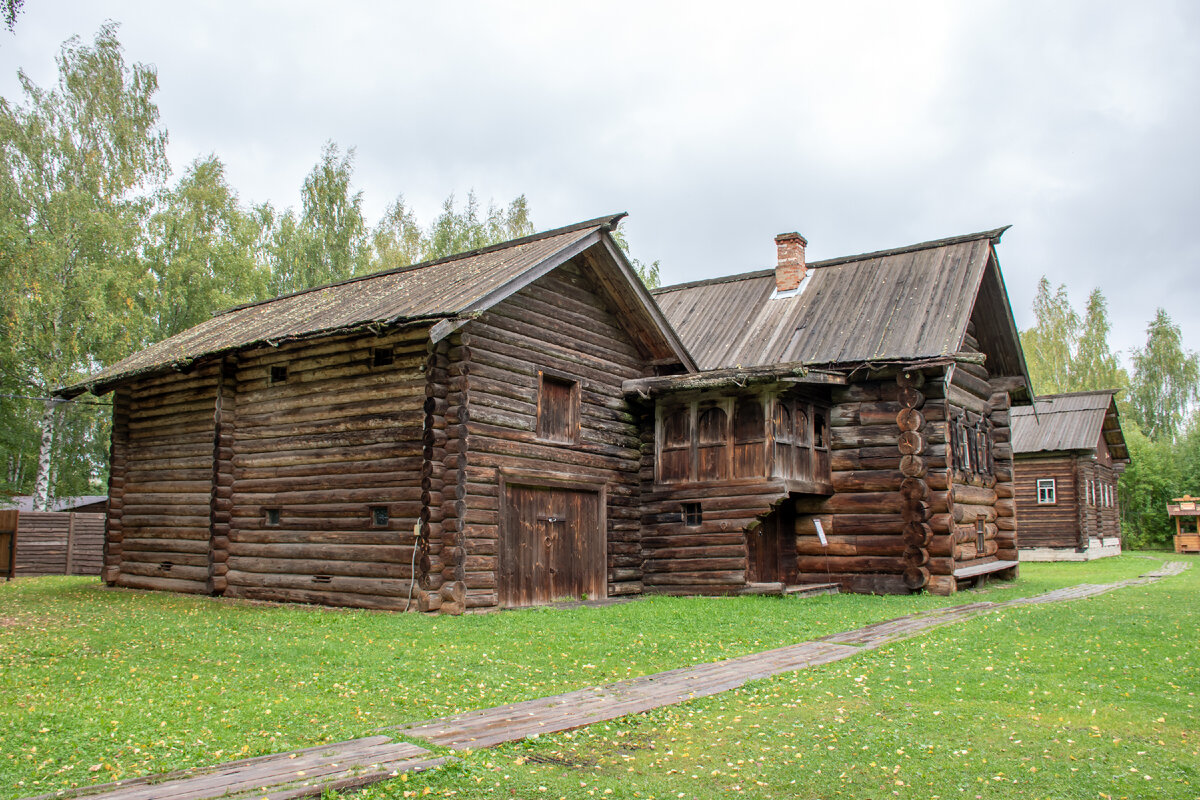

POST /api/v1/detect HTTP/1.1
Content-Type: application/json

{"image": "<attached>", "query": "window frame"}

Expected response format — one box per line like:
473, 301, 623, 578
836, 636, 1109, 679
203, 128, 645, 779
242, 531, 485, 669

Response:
1037, 478, 1056, 505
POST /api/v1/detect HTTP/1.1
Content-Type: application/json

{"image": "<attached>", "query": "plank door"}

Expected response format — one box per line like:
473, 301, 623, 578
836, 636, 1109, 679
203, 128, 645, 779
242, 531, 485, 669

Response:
501, 485, 604, 607
747, 502, 797, 584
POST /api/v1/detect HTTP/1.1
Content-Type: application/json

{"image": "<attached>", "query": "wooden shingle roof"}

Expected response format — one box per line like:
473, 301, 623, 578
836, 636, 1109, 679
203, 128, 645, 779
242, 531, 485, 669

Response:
1010, 390, 1129, 462
64, 214, 695, 395
653, 227, 1029, 385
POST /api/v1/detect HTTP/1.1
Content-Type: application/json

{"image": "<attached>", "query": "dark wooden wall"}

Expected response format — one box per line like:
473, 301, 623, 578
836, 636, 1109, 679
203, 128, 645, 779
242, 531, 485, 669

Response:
1014, 454, 1081, 548
450, 258, 648, 609
107, 364, 220, 594
224, 327, 429, 609
793, 367, 948, 594
11, 512, 105, 576
1015, 450, 1120, 549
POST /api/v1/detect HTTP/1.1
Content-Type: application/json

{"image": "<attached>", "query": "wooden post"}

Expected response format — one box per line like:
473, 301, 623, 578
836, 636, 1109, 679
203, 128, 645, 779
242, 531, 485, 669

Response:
65, 512, 77, 575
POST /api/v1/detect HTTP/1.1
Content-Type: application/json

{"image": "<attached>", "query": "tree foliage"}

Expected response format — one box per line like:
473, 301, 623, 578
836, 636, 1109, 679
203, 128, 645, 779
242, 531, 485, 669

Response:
142, 155, 267, 340
1127, 308, 1200, 442
608, 225, 661, 289
0, 23, 169, 506
1019, 279, 1128, 398
267, 142, 368, 295
0, 29, 547, 504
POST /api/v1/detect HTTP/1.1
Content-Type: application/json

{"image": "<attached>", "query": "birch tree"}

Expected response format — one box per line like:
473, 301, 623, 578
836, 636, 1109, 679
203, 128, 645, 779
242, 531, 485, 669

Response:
1128, 309, 1199, 441
0, 24, 168, 508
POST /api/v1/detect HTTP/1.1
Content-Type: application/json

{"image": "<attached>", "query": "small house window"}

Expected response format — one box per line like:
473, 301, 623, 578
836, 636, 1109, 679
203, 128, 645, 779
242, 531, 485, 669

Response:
537, 372, 580, 444
371, 506, 389, 527
682, 502, 702, 527
813, 411, 828, 449
1037, 479, 1056, 505
265, 508, 281, 526
270, 365, 288, 384
372, 347, 394, 367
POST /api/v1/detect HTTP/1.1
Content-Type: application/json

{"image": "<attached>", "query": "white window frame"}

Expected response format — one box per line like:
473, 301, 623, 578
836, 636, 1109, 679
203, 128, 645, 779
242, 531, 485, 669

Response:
1037, 478, 1056, 505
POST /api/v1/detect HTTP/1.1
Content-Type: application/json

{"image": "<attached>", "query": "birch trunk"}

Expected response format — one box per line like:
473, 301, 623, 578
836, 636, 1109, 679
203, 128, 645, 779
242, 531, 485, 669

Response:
31, 398, 58, 511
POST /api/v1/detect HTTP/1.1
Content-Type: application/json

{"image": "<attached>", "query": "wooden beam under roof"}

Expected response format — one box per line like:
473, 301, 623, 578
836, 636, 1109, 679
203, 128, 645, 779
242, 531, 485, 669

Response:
622, 361, 846, 397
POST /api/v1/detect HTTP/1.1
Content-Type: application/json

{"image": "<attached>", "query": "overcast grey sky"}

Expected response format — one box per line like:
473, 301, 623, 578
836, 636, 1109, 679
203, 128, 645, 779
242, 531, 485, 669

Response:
2, 1, 1197, 363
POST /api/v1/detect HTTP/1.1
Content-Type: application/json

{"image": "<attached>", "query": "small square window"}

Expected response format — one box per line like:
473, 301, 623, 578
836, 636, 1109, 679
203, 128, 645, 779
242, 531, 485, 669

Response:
371, 506, 389, 527
265, 508, 281, 526
682, 502, 702, 527
372, 347, 394, 367
270, 365, 288, 384
1037, 479, 1056, 505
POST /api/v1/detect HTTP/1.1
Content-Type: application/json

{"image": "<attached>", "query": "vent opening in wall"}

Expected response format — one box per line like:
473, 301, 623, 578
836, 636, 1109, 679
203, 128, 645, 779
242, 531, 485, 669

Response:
682, 502, 702, 527
371, 506, 389, 527
372, 347, 394, 367
159, 561, 173, 572
270, 365, 288, 384
312, 574, 332, 584
265, 508, 281, 526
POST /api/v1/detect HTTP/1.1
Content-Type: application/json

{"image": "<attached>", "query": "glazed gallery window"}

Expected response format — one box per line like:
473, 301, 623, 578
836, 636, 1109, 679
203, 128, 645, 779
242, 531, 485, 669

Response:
1037, 478, 1056, 505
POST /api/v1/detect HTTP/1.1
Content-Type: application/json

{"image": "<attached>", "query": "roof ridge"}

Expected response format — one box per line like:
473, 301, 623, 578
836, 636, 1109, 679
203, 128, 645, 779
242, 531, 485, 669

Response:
653, 268, 773, 295
217, 213, 627, 317
652, 226, 1010, 295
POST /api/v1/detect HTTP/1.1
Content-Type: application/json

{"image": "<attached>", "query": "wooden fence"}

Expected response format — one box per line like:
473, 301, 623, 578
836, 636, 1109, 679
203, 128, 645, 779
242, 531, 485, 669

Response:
8, 511, 106, 577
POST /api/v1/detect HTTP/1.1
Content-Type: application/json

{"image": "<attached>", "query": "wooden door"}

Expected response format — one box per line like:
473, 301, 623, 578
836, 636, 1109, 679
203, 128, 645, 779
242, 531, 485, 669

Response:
747, 502, 797, 584
501, 484, 604, 607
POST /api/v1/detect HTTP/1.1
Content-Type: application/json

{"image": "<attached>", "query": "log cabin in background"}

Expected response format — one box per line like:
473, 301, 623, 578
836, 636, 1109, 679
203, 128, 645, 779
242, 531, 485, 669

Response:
60, 213, 1033, 612
1009, 390, 1128, 561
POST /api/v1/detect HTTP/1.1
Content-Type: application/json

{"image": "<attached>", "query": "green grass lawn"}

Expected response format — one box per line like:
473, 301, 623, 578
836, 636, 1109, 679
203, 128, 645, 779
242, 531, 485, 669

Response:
0, 554, 1189, 799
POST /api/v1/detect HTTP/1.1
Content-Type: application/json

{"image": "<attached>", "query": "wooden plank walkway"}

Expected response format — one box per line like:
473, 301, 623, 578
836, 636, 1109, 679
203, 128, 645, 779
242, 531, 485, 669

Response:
29, 561, 1189, 800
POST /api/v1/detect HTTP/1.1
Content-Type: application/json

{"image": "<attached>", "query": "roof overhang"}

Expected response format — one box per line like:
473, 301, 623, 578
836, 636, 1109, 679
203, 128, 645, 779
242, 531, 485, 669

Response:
623, 361, 845, 398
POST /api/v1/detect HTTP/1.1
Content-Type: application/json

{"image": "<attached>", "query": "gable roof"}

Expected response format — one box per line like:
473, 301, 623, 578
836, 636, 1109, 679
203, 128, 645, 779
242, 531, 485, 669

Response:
1010, 390, 1129, 462
653, 227, 1030, 391
62, 215, 695, 396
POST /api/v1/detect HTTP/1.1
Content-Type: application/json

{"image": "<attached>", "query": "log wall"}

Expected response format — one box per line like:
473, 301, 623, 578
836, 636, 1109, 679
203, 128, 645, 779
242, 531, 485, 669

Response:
111, 365, 220, 594
224, 327, 429, 610
12, 511, 105, 576
794, 367, 947, 594
456, 258, 648, 609
1015, 452, 1120, 548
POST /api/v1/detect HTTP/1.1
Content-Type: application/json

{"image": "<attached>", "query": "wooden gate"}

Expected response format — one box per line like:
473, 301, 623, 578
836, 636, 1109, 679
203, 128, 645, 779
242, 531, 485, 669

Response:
747, 501, 797, 584
500, 477, 605, 607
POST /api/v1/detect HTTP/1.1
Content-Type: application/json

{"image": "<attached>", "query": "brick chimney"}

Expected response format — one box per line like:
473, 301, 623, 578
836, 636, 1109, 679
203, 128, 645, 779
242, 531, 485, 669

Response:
774, 232, 807, 292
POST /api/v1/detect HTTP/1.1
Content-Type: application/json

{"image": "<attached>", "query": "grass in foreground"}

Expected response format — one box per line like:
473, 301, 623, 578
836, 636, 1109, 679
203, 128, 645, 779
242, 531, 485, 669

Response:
353, 553, 1200, 800
0, 554, 1176, 798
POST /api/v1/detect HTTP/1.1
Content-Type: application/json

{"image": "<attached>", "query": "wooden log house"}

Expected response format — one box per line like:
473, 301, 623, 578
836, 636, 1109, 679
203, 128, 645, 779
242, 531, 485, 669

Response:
648, 227, 1033, 595
1009, 390, 1129, 560
62, 215, 1035, 610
